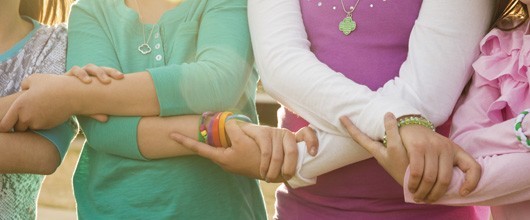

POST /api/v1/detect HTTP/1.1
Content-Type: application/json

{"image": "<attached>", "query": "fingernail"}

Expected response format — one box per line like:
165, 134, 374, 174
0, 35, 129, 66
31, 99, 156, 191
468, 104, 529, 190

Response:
265, 178, 270, 183
310, 147, 317, 156
461, 190, 469, 196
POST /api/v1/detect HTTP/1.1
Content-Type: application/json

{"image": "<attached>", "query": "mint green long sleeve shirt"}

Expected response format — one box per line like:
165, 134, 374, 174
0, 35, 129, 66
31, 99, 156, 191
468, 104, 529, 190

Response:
67, 0, 265, 219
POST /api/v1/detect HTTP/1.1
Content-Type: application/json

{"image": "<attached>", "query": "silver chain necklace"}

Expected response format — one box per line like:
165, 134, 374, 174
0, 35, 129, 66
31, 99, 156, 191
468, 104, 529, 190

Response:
135, 0, 156, 55
338, 0, 361, 35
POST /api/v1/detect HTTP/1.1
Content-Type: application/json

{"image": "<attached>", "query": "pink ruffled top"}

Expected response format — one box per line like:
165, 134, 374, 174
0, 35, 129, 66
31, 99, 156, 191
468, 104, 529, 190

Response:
472, 21, 530, 121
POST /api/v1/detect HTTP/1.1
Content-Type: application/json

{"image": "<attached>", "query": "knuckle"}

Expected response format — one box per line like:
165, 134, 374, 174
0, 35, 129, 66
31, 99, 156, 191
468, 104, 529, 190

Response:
270, 155, 283, 163
422, 176, 436, 184
438, 180, 450, 188
409, 171, 422, 179
285, 146, 298, 156
261, 151, 272, 159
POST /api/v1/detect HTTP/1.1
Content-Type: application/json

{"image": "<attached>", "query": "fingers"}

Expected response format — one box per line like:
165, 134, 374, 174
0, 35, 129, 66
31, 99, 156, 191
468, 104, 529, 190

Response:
412, 152, 438, 202
0, 106, 20, 132
265, 130, 284, 182
102, 67, 125, 80
296, 127, 318, 156
238, 122, 272, 179
454, 148, 481, 196
66, 65, 124, 84
339, 116, 385, 157
90, 114, 109, 122
169, 132, 223, 160
407, 150, 425, 194
67, 66, 92, 83
280, 131, 298, 180
383, 113, 401, 149
84, 64, 111, 84
424, 151, 452, 203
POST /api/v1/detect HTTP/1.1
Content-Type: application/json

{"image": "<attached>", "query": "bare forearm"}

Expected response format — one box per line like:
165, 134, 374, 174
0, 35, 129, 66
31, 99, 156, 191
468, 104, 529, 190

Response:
137, 115, 200, 159
0, 132, 60, 174
57, 72, 160, 116
75, 72, 159, 116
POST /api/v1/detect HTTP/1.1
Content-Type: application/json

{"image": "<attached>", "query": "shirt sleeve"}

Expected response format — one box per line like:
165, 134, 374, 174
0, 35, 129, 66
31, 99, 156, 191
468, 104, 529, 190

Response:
67, 3, 145, 160
249, 0, 494, 187
32, 118, 79, 162
403, 74, 530, 205
404, 152, 530, 206
147, 0, 254, 116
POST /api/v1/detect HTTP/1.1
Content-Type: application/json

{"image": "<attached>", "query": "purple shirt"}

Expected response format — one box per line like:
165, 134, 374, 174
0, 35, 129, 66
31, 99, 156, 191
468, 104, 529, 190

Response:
276, 0, 489, 219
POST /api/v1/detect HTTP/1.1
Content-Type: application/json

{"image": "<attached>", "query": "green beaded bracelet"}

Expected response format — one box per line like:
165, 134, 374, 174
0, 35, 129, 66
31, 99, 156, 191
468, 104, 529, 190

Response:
396, 115, 435, 131
382, 115, 435, 147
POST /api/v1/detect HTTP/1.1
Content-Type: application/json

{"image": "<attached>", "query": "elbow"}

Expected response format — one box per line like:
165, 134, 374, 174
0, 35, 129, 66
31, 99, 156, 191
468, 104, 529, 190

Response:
39, 165, 59, 175
37, 154, 61, 175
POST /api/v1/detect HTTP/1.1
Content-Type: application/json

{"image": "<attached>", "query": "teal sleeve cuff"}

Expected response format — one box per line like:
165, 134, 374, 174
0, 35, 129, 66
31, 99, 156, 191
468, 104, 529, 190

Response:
77, 116, 147, 161
33, 118, 79, 162
148, 65, 192, 116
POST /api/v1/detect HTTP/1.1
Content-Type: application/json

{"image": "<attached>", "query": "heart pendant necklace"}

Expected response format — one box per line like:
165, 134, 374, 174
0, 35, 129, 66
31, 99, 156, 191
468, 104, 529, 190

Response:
339, 0, 361, 36
135, 0, 156, 55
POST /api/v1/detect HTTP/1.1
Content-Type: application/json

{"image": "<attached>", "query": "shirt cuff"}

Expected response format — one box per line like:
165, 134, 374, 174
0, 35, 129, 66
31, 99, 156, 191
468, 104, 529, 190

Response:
403, 166, 415, 203
32, 118, 78, 162
78, 116, 147, 160
286, 141, 317, 188
147, 65, 191, 116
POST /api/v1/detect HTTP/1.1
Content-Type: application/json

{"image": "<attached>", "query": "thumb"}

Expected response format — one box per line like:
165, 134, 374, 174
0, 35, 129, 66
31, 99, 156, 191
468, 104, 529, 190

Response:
340, 116, 386, 158
454, 148, 481, 196
169, 132, 223, 160
90, 114, 109, 122
295, 127, 318, 156
0, 105, 20, 132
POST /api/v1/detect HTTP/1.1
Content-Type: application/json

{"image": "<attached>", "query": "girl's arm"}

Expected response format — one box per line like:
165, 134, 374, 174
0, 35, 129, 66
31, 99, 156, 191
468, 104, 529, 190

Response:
402, 71, 530, 205
249, 0, 494, 188
0, 0, 255, 131
0, 94, 78, 174
0, 0, 253, 156
0, 132, 60, 174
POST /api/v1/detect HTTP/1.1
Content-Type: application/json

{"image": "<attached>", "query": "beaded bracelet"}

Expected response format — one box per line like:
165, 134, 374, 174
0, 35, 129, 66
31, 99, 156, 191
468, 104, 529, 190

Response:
396, 115, 435, 131
382, 115, 435, 146
515, 109, 530, 148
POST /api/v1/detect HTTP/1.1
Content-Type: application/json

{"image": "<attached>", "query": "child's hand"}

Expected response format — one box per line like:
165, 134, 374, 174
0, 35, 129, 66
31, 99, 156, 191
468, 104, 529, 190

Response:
170, 120, 301, 182
340, 113, 482, 204
235, 121, 300, 181
0, 74, 74, 131
340, 113, 409, 186
66, 64, 124, 84
295, 126, 319, 156
399, 121, 481, 203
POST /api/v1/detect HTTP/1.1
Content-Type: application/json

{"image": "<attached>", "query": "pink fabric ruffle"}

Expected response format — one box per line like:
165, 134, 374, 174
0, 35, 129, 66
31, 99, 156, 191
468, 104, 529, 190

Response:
472, 22, 530, 121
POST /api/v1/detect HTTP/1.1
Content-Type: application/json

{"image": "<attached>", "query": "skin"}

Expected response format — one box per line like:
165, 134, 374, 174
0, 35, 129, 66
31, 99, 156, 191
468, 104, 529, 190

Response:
340, 113, 482, 203
0, 0, 62, 175
0, 0, 319, 181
